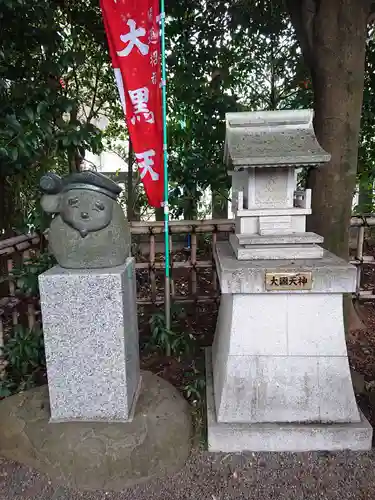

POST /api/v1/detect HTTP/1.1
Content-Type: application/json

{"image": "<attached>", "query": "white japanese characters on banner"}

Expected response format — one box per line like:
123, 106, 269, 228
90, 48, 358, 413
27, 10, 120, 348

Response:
100, 0, 163, 207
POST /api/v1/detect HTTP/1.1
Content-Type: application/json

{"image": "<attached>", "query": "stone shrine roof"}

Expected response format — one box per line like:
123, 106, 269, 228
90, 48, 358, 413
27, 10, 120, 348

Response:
224, 109, 331, 169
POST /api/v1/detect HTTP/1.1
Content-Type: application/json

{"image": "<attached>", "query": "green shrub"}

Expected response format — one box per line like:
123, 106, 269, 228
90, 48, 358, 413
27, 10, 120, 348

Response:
0, 325, 46, 397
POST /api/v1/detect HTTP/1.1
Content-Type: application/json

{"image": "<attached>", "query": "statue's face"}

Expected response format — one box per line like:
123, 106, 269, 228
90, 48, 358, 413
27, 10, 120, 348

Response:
60, 189, 113, 237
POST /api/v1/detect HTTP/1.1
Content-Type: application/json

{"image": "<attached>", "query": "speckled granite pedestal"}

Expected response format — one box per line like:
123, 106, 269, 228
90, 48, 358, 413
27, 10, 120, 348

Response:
38, 257, 140, 423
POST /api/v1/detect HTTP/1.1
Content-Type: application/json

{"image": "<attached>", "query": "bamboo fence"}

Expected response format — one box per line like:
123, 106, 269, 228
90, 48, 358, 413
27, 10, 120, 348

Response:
0, 217, 374, 344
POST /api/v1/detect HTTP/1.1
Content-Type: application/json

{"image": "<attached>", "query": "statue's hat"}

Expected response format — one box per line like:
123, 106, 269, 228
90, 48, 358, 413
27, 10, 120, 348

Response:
40, 171, 122, 200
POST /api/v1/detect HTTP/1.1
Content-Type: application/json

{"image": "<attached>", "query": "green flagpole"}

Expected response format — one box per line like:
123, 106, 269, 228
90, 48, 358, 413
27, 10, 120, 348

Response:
160, 0, 171, 330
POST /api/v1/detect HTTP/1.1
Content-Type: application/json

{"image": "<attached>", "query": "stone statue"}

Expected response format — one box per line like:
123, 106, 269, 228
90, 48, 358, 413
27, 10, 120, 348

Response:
40, 170, 131, 269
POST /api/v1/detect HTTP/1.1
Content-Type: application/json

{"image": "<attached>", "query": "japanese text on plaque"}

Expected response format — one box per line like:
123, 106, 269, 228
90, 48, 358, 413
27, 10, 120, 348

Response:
265, 272, 312, 291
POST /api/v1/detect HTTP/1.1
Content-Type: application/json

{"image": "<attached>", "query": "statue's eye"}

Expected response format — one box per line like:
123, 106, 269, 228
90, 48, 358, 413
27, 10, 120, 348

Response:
95, 201, 105, 211
68, 198, 78, 206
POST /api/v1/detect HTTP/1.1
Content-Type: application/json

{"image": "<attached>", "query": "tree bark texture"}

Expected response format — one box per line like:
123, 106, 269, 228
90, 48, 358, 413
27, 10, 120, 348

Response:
0, 175, 17, 237
155, 207, 164, 221
183, 189, 198, 220
211, 188, 229, 219
127, 138, 134, 221
286, 0, 372, 259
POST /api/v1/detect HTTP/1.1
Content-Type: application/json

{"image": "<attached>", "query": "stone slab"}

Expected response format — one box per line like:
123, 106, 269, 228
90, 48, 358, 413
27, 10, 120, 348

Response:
0, 373, 192, 491
237, 207, 311, 217
213, 354, 360, 424
212, 292, 359, 424
214, 294, 348, 358
205, 349, 372, 452
248, 167, 295, 209
230, 235, 324, 260
235, 213, 308, 235
259, 215, 293, 235
224, 110, 331, 168
38, 258, 140, 422
215, 241, 356, 294
235, 232, 323, 246
212, 292, 360, 423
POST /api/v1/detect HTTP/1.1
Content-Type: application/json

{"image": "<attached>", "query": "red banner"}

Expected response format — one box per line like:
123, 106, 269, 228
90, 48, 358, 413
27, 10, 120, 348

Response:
100, 0, 163, 208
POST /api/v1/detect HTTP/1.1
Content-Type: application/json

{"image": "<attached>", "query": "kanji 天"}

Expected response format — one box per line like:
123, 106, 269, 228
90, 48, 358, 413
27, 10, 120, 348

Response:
136, 150, 159, 181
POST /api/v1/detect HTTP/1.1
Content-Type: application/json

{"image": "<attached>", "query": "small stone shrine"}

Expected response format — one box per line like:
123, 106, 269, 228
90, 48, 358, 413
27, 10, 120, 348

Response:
0, 170, 192, 491
206, 110, 373, 452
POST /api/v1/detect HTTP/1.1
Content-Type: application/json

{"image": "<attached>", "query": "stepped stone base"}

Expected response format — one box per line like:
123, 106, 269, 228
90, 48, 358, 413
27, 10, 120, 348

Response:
215, 242, 356, 294
206, 349, 372, 452
235, 232, 324, 246
230, 234, 323, 260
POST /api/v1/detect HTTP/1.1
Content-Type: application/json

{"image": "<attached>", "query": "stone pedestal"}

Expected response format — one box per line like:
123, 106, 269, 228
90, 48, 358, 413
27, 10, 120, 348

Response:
206, 349, 372, 453
206, 243, 373, 451
39, 258, 140, 423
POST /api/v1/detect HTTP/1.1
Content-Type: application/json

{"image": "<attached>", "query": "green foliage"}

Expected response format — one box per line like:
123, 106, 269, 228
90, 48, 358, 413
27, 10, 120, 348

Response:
0, 0, 318, 225
12, 251, 56, 297
182, 361, 206, 441
183, 363, 205, 404
0, 1, 103, 171
165, 0, 311, 217
357, 28, 375, 215
0, 325, 46, 397
148, 310, 195, 357
0, 0, 120, 233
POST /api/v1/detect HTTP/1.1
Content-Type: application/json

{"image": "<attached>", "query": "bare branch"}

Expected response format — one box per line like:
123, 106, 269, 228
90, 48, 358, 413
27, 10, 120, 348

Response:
279, 88, 302, 103
368, 1, 375, 24
82, 158, 98, 170
285, 0, 317, 69
87, 63, 102, 123
301, 0, 316, 52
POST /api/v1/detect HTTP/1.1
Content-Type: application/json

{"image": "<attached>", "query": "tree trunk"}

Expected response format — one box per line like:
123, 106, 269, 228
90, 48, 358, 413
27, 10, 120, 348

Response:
0, 175, 16, 237
286, 0, 370, 333
127, 139, 134, 221
211, 188, 229, 219
183, 187, 198, 220
68, 104, 82, 174
68, 149, 83, 173
155, 207, 164, 221
287, 0, 370, 260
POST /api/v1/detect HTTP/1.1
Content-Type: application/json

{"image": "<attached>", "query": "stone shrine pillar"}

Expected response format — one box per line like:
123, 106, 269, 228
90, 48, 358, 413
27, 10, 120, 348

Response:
39, 261, 139, 422
38, 170, 139, 422
207, 110, 373, 452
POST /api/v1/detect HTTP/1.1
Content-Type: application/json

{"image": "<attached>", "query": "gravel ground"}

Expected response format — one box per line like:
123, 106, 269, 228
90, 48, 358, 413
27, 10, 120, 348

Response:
1, 448, 375, 500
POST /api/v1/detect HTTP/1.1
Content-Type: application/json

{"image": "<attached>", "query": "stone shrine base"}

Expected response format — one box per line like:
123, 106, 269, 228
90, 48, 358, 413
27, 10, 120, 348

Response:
0, 371, 192, 492
206, 349, 372, 453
